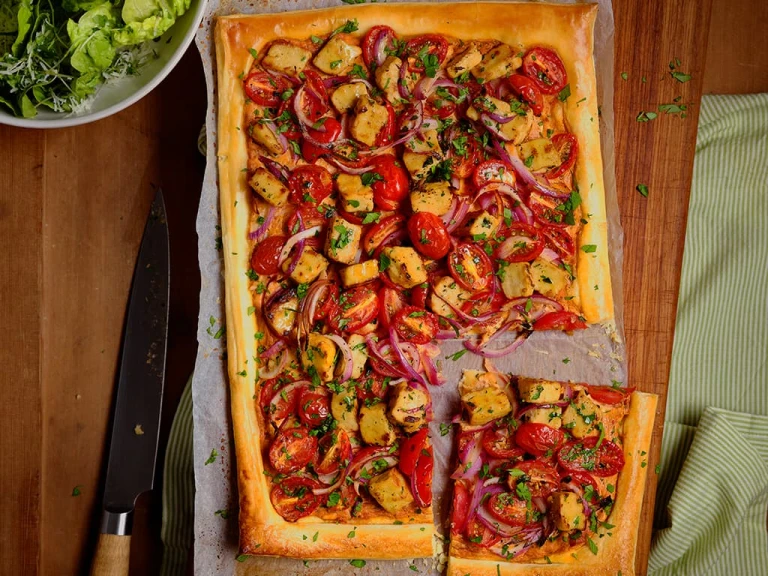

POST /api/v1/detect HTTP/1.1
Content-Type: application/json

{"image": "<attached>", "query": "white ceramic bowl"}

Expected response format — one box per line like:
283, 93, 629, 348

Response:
0, 0, 207, 129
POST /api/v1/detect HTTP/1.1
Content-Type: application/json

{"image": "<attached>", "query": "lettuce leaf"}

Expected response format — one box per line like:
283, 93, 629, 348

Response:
67, 2, 118, 75
11, 0, 33, 57
113, 0, 190, 46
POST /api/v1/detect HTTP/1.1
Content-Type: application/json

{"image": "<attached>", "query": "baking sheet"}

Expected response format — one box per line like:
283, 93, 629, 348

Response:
191, 1, 621, 574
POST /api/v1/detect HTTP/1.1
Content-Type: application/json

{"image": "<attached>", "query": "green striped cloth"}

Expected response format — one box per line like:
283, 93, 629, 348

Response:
160, 94, 768, 575
649, 93, 768, 575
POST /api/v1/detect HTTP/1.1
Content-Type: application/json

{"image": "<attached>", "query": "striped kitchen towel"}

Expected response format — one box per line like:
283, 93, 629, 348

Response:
160, 94, 768, 575
648, 93, 768, 575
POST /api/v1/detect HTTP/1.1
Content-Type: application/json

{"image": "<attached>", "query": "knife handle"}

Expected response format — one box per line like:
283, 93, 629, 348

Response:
90, 534, 131, 576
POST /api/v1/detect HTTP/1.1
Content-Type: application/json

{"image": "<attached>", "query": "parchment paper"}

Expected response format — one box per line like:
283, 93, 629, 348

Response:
192, 2, 620, 573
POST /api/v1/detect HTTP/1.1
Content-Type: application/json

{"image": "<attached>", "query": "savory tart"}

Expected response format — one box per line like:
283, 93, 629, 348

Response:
446, 367, 656, 574
215, 1, 629, 563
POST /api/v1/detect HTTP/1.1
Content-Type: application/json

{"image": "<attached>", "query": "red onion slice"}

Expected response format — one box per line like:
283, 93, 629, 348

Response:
390, 328, 428, 386
365, 336, 410, 378
419, 346, 445, 386
249, 207, 275, 241
258, 350, 288, 380
261, 120, 289, 153
278, 225, 322, 266
258, 156, 290, 183
322, 75, 349, 89
261, 339, 286, 360
507, 147, 570, 199
398, 58, 412, 98
268, 380, 308, 421
327, 155, 374, 175
476, 502, 525, 538
463, 331, 530, 358
445, 198, 469, 233
539, 247, 562, 264
326, 334, 355, 383
451, 432, 484, 480
312, 474, 345, 496
480, 113, 513, 141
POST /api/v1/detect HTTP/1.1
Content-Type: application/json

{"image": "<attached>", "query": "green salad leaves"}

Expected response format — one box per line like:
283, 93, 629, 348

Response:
0, 0, 191, 118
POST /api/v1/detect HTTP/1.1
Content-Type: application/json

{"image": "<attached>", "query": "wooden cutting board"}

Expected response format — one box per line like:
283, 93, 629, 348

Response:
6, 0, 768, 573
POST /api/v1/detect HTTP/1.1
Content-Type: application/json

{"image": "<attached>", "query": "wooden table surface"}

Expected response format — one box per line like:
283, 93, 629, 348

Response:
1, 0, 766, 574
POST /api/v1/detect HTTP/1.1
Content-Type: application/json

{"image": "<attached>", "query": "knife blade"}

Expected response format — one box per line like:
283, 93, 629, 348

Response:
90, 190, 169, 576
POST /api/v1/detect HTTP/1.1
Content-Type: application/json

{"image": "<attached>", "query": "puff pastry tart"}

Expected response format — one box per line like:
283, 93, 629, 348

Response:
215, 2, 643, 567
446, 367, 656, 574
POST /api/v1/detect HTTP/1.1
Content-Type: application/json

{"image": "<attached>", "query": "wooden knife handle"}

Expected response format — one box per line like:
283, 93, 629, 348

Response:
90, 533, 131, 576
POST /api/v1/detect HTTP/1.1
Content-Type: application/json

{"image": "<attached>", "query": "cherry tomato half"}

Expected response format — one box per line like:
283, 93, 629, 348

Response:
362, 25, 398, 68
487, 492, 529, 526
507, 74, 544, 116
356, 370, 390, 401
557, 436, 626, 477
244, 71, 291, 106
541, 226, 575, 259
268, 424, 317, 474
451, 480, 471, 535
370, 155, 409, 210
466, 517, 502, 548
410, 283, 429, 309
448, 242, 494, 291
412, 443, 433, 507
270, 475, 323, 522
509, 460, 560, 500
495, 222, 544, 263
301, 117, 342, 162
473, 160, 516, 190
301, 70, 331, 121
363, 214, 405, 255
546, 133, 579, 180
393, 305, 439, 345
399, 427, 428, 476
288, 165, 333, 205
408, 212, 452, 260
482, 424, 525, 460
404, 34, 449, 73
561, 471, 601, 505
379, 286, 408, 330
528, 192, 570, 228
251, 235, 287, 276
522, 47, 567, 95
315, 428, 353, 475
447, 130, 481, 179
331, 285, 379, 333
298, 388, 331, 427
532, 311, 587, 331
260, 378, 300, 423
515, 422, 565, 457
586, 385, 633, 405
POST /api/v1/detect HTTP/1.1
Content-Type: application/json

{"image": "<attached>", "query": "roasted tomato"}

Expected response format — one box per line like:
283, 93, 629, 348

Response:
528, 192, 570, 228
408, 211, 452, 260
451, 480, 471, 535
315, 428, 353, 475
557, 436, 626, 477
495, 222, 544, 263
330, 285, 379, 333
507, 74, 544, 116
244, 71, 291, 106
361, 25, 398, 68
515, 422, 565, 457
379, 286, 408, 330
473, 160, 517, 190
561, 470, 601, 505
412, 443, 433, 507
546, 133, 579, 180
370, 155, 409, 210
586, 385, 633, 405
259, 378, 300, 422
508, 460, 560, 500
399, 427, 429, 476
268, 423, 317, 474
301, 117, 342, 162
404, 34, 449, 73
532, 311, 587, 331
446, 130, 482, 179
448, 242, 494, 291
356, 369, 390, 401
288, 165, 333, 205
465, 517, 502, 549
482, 423, 525, 460
541, 226, 575, 259
270, 475, 323, 522
410, 283, 429, 308
297, 388, 331, 427
487, 492, 529, 526
250, 235, 287, 275
362, 214, 406, 255
392, 305, 439, 344
522, 47, 567, 95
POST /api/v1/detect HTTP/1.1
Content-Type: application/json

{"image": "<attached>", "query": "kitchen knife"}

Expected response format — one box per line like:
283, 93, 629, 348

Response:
90, 190, 170, 576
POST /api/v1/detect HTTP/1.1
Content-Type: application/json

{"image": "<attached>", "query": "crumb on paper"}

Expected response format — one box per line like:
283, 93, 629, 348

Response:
432, 532, 448, 573
609, 352, 623, 362
134, 424, 145, 435
535, 349, 550, 355
587, 350, 602, 359
75, 393, 81, 400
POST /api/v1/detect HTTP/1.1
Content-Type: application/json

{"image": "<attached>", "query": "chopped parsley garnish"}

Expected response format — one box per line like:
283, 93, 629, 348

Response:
557, 84, 571, 102
636, 183, 649, 198
361, 171, 384, 186
582, 244, 597, 253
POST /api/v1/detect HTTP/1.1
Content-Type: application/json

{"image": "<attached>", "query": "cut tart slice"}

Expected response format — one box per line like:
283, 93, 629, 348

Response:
446, 370, 657, 575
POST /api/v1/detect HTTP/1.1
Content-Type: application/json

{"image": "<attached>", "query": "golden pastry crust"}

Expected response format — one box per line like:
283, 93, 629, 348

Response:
216, 1, 615, 560
446, 391, 658, 575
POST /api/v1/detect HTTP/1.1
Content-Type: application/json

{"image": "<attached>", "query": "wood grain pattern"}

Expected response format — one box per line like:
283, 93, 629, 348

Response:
89, 534, 131, 576
0, 127, 44, 576
0, 0, 763, 574
613, 0, 714, 572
